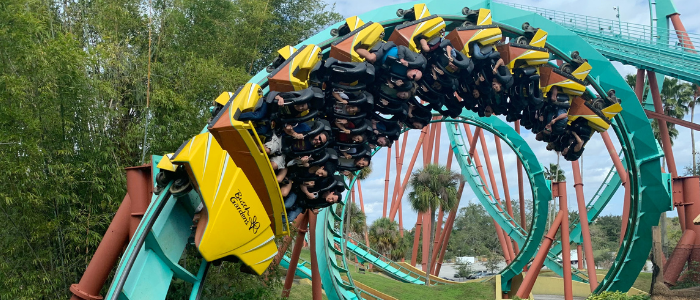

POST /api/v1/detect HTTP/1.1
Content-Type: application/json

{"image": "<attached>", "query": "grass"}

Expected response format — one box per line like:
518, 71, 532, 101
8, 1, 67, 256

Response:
537, 268, 653, 292
285, 280, 329, 300
348, 268, 494, 300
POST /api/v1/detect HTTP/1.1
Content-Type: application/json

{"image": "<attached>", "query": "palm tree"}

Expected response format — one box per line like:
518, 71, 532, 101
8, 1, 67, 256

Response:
368, 217, 401, 257
657, 77, 691, 146
408, 164, 461, 285
544, 163, 566, 182
342, 202, 366, 241
689, 84, 700, 175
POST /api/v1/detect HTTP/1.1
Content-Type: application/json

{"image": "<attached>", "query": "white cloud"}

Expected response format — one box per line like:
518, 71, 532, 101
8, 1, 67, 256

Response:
325, 0, 697, 228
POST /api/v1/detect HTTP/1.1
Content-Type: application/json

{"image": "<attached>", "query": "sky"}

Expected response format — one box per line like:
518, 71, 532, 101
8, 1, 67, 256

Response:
321, 0, 700, 229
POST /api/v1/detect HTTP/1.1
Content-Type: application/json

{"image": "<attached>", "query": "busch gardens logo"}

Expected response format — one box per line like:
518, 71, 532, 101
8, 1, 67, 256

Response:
229, 190, 260, 233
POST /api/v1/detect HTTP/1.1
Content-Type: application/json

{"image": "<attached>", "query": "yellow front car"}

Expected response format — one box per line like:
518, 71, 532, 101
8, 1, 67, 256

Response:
445, 9, 503, 57
388, 15, 446, 53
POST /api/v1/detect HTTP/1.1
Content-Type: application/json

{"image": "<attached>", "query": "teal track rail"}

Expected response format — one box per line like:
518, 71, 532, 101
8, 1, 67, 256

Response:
280, 252, 313, 280
337, 235, 443, 285
106, 156, 208, 300
497, 1, 700, 84
445, 119, 589, 284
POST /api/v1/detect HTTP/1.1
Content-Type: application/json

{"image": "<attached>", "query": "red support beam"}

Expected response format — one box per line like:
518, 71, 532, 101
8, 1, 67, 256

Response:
391, 134, 408, 215
478, 129, 516, 261
558, 182, 574, 300
600, 131, 633, 243
516, 211, 564, 298
515, 121, 526, 229
634, 69, 646, 103
389, 128, 428, 221
308, 213, 322, 300
463, 124, 512, 263
435, 180, 465, 276
281, 213, 309, 298
571, 161, 599, 291
411, 212, 423, 266
433, 123, 442, 164
384, 145, 392, 218
644, 109, 700, 131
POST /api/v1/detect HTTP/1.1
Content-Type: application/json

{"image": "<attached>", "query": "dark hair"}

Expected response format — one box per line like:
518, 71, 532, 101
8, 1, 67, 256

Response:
324, 161, 337, 175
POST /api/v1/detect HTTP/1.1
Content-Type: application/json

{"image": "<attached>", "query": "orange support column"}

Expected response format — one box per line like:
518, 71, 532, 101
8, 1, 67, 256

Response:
435, 180, 465, 276
516, 211, 564, 298
464, 124, 512, 263
558, 182, 574, 300
478, 130, 516, 261
308, 212, 322, 300
389, 128, 428, 221
384, 145, 392, 218
282, 213, 310, 298
411, 212, 423, 266
515, 121, 526, 229
571, 160, 598, 291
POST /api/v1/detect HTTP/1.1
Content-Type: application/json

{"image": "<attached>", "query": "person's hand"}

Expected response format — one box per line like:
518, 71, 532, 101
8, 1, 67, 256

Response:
400, 59, 409, 66
395, 79, 404, 86
293, 132, 304, 139
374, 130, 379, 135
344, 154, 352, 159
300, 156, 310, 163
336, 119, 348, 125
493, 67, 498, 74
276, 95, 285, 106
342, 129, 351, 134
285, 124, 293, 130
478, 73, 485, 82
448, 62, 456, 70
371, 119, 379, 124
312, 209, 320, 214
381, 99, 389, 106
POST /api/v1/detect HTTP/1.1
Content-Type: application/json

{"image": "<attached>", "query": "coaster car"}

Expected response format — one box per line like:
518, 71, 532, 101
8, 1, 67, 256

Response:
567, 96, 622, 132
168, 132, 279, 276
496, 29, 549, 69
539, 61, 592, 98
445, 9, 502, 58
388, 14, 446, 53
330, 19, 385, 62
268, 44, 322, 92
331, 16, 367, 37
276, 87, 325, 116
396, 3, 432, 20
266, 45, 298, 73
208, 83, 290, 237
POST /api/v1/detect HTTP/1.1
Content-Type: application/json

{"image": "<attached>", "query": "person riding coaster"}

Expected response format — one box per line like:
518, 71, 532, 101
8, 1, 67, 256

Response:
282, 120, 331, 159
355, 41, 425, 82
283, 175, 346, 223
369, 114, 401, 141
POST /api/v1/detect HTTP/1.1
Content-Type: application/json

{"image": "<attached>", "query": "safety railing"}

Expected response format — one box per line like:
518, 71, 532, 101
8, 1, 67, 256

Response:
496, 1, 700, 73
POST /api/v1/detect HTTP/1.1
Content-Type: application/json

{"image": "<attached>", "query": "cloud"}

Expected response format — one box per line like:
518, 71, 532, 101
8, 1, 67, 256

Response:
324, 0, 696, 228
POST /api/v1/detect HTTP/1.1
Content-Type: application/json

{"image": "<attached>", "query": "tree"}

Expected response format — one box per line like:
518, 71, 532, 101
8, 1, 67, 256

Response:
544, 163, 566, 182
455, 262, 474, 279
0, 0, 342, 298
448, 203, 502, 257
484, 251, 504, 273
341, 202, 366, 241
408, 164, 461, 285
368, 218, 401, 258
688, 84, 700, 175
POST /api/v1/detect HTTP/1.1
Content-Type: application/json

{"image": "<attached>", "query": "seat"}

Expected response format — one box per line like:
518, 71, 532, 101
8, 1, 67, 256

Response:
388, 14, 446, 53
268, 44, 322, 92
329, 20, 385, 62
445, 9, 503, 58
539, 62, 592, 97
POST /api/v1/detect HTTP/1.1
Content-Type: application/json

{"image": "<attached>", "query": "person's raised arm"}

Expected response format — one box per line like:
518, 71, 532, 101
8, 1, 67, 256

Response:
332, 91, 348, 104
572, 131, 584, 152
492, 58, 505, 74
355, 48, 377, 63
419, 38, 430, 52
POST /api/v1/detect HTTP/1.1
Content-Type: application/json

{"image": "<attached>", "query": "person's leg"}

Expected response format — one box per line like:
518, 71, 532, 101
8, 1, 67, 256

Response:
238, 101, 268, 121
286, 206, 304, 223
284, 192, 298, 209
355, 48, 377, 63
